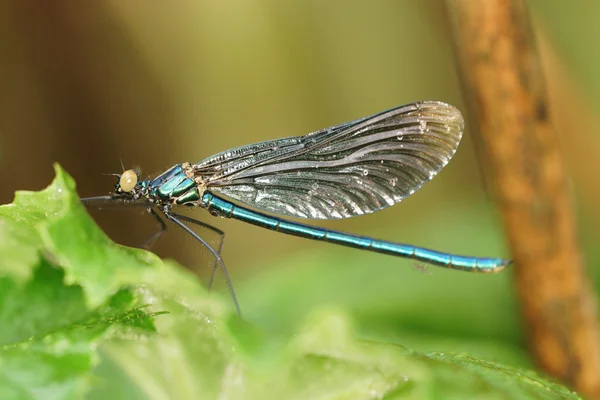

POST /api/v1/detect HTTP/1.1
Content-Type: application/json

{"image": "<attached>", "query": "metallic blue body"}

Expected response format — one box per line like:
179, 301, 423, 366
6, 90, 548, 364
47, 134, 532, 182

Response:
84, 101, 512, 314
201, 192, 509, 272
146, 165, 199, 204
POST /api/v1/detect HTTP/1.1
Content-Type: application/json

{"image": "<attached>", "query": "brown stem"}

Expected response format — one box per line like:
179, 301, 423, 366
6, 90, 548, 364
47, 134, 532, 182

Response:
446, 0, 600, 397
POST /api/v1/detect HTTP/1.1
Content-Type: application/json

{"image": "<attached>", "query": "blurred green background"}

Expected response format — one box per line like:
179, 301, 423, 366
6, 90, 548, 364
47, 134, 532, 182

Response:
2, 0, 600, 369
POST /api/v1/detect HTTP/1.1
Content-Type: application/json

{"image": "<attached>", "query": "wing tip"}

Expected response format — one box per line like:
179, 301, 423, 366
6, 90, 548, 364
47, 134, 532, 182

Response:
414, 101, 465, 148
413, 100, 464, 125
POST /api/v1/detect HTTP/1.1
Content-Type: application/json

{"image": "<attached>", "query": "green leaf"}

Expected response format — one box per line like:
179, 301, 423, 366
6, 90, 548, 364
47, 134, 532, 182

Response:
0, 262, 161, 400
90, 306, 580, 400
0, 165, 581, 399
0, 164, 160, 308
0, 259, 86, 345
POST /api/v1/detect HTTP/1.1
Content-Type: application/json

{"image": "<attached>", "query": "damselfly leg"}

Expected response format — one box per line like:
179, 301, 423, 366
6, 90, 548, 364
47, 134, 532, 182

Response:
167, 211, 225, 293
82, 196, 241, 315
164, 212, 240, 315
143, 208, 167, 249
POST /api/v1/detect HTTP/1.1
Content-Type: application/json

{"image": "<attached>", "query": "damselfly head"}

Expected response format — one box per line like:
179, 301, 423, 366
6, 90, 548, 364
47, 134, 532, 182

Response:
118, 169, 138, 193
109, 166, 141, 194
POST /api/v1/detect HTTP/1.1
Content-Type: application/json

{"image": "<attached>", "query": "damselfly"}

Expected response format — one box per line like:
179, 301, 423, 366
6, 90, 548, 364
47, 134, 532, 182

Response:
82, 101, 511, 314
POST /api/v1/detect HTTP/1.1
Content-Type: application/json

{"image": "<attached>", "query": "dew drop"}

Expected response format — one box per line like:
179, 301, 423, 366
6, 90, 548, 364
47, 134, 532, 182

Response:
390, 178, 398, 187
419, 120, 427, 132
362, 169, 369, 176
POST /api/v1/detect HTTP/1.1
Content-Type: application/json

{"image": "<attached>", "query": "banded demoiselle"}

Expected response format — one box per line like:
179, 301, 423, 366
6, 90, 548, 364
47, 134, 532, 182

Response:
83, 101, 511, 314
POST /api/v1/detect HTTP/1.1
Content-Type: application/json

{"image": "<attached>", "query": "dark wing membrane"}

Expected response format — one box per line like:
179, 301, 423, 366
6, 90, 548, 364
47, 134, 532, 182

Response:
195, 101, 463, 219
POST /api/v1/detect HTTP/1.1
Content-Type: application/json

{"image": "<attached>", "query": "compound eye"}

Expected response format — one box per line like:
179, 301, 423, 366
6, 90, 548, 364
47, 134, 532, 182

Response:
119, 169, 138, 192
